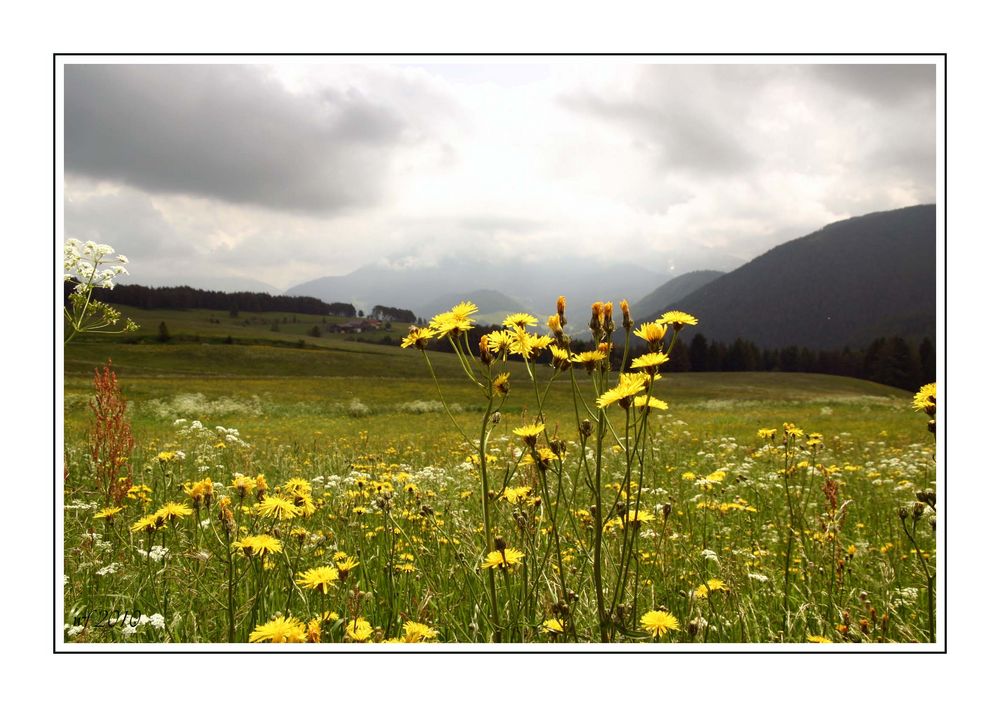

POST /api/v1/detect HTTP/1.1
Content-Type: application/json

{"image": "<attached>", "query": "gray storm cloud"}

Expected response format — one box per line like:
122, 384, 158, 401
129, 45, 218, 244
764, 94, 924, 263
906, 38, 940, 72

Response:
65, 64, 417, 214
62, 62, 937, 291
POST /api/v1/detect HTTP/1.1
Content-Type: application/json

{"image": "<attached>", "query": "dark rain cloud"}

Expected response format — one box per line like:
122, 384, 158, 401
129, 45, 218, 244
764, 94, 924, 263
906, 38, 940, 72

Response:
65, 64, 434, 214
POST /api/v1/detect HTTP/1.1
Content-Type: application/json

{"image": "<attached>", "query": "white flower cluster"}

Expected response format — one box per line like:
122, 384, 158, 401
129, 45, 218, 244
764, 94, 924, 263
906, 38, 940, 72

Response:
95, 562, 121, 576
65, 500, 99, 511
64, 239, 130, 291
117, 612, 167, 637
137, 545, 170, 562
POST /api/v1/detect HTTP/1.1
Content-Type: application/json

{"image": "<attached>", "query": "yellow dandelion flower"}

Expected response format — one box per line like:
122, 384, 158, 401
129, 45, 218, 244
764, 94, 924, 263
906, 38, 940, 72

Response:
306, 618, 323, 643
401, 326, 434, 350
155, 502, 193, 523
283, 478, 312, 496
234, 534, 283, 557
510, 327, 553, 360
633, 395, 668, 411
757, 428, 777, 440
807, 635, 833, 643
486, 329, 516, 356
255, 495, 302, 521
630, 352, 670, 370
542, 618, 565, 634
402, 621, 438, 642
336, 556, 360, 578
492, 372, 511, 396
130, 513, 163, 534
183, 477, 214, 504
230, 474, 255, 496
249, 615, 306, 643
449, 301, 479, 321
548, 345, 572, 370
511, 423, 545, 446
570, 349, 607, 373
625, 509, 657, 526
641, 610, 680, 637
345, 617, 374, 642
502, 486, 534, 504
94, 506, 124, 521
296, 566, 339, 594
694, 578, 729, 598
656, 311, 698, 329
912, 382, 936, 413
481, 547, 526, 571
502, 312, 538, 329
429, 311, 474, 339
783, 423, 804, 440
633, 322, 668, 348
596, 376, 646, 409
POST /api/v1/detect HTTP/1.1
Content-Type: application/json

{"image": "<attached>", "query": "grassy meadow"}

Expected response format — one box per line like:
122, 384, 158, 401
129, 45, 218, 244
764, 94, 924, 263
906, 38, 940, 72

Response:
61, 306, 937, 645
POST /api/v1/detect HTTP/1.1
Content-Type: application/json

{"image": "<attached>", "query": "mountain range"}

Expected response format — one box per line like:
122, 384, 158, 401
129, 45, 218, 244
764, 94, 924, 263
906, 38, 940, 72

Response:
285, 256, 672, 332
654, 204, 936, 349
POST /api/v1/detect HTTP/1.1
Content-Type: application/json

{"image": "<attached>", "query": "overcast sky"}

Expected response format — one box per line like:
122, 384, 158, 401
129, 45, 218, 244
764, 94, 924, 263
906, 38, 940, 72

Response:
63, 62, 936, 291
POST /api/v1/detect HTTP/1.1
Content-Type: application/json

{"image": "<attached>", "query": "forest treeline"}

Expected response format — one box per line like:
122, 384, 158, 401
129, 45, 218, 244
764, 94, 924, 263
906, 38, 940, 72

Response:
74, 283, 357, 318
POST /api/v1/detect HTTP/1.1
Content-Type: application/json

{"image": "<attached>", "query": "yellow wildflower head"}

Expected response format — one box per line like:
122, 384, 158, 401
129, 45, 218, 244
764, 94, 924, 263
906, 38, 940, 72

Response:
912, 382, 936, 414
296, 566, 339, 594
345, 617, 374, 642
502, 312, 538, 330
249, 616, 306, 643
656, 310, 698, 330
633, 322, 668, 351
630, 352, 670, 371
512, 423, 545, 447
256, 495, 301, 521
401, 326, 433, 350
481, 547, 525, 571
402, 621, 438, 643
640, 610, 680, 638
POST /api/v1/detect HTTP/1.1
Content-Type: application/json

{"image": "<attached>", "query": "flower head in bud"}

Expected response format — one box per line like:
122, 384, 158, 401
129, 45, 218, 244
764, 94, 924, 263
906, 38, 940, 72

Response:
589, 302, 604, 334
556, 296, 567, 325
479, 335, 493, 365
602, 302, 615, 334
620, 300, 633, 330
547, 314, 563, 336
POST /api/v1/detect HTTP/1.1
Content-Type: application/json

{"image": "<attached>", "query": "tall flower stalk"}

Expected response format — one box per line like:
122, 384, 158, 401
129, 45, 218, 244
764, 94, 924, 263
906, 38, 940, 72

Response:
63, 239, 138, 344
403, 298, 697, 643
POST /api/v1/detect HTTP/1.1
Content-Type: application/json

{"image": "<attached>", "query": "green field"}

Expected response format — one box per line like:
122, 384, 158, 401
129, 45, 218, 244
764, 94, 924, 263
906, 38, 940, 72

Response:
62, 314, 937, 645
